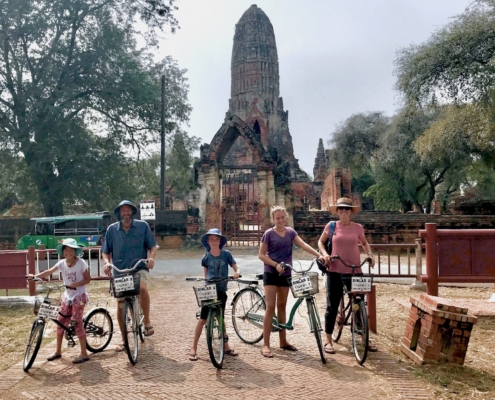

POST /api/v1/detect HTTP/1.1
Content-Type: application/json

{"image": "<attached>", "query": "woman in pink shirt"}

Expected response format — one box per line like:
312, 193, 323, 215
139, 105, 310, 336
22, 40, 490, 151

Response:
317, 198, 376, 354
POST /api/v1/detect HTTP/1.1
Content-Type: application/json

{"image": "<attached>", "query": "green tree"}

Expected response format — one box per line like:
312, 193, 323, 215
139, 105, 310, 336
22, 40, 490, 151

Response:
395, 0, 495, 106
0, 0, 191, 216
365, 108, 450, 213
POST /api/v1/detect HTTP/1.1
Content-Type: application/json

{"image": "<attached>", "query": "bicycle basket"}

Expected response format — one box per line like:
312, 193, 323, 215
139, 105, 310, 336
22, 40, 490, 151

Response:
34, 296, 62, 317
289, 272, 319, 298
193, 284, 218, 307
111, 273, 141, 298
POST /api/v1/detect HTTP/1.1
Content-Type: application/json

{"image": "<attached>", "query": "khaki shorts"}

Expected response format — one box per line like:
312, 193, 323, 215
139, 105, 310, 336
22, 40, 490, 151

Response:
116, 269, 149, 302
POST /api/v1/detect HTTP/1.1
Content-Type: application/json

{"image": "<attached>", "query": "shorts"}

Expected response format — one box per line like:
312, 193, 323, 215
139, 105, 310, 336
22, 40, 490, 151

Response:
200, 291, 227, 320
263, 272, 291, 287
116, 269, 149, 302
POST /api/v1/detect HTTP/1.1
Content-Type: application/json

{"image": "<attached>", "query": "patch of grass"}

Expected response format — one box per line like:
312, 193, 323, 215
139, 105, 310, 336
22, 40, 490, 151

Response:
0, 280, 112, 373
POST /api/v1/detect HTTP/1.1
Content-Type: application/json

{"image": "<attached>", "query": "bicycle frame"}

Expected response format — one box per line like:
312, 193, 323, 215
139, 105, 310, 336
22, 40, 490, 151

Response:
246, 295, 306, 331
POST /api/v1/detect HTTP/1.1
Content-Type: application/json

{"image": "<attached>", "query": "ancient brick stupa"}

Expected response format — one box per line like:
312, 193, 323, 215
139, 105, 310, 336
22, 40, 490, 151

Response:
194, 5, 317, 238
222, 4, 309, 182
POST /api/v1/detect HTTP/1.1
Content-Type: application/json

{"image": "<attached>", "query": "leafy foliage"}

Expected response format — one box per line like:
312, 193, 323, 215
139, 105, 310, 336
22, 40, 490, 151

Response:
0, 0, 190, 216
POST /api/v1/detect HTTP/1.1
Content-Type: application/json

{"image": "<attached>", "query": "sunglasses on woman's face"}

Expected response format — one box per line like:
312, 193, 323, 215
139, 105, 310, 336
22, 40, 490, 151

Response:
337, 207, 352, 211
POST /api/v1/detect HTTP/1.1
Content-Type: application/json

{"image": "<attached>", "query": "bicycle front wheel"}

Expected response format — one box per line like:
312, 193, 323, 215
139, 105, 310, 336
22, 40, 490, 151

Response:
351, 297, 369, 365
231, 288, 265, 344
331, 296, 345, 343
206, 307, 224, 369
307, 298, 326, 364
23, 320, 44, 372
137, 302, 145, 343
84, 308, 113, 353
122, 299, 139, 365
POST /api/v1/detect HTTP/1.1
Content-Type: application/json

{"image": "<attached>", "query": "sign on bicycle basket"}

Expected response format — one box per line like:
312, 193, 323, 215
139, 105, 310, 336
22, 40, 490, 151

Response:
113, 275, 135, 292
37, 303, 60, 319
291, 276, 313, 295
194, 284, 217, 302
350, 276, 372, 293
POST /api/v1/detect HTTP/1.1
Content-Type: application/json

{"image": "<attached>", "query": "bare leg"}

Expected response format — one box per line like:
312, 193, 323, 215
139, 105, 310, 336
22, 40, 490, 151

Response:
79, 336, 89, 358
190, 319, 206, 357
139, 282, 151, 327
276, 286, 293, 348
262, 285, 278, 355
117, 300, 125, 343
55, 334, 63, 355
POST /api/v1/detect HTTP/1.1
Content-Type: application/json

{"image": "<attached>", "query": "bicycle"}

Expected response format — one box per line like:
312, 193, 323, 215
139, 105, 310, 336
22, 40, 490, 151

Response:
23, 277, 114, 372
107, 259, 148, 365
186, 276, 237, 369
231, 260, 326, 364
330, 255, 373, 365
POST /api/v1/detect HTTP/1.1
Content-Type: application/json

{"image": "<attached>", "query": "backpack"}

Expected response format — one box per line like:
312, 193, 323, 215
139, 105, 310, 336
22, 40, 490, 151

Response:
317, 221, 336, 275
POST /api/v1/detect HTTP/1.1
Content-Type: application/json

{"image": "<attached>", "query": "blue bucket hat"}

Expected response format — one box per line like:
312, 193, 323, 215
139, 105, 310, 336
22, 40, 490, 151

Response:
201, 228, 227, 251
114, 200, 138, 220
56, 238, 83, 257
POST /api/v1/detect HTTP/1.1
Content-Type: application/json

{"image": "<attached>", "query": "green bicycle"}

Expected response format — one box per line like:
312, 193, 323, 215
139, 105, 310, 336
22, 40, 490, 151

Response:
231, 260, 326, 364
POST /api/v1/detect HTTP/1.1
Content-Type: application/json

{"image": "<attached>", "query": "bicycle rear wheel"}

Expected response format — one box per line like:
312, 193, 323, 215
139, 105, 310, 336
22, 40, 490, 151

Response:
331, 296, 345, 342
206, 307, 224, 369
122, 299, 139, 364
307, 297, 326, 364
84, 308, 113, 353
231, 288, 265, 344
351, 297, 369, 365
23, 320, 44, 372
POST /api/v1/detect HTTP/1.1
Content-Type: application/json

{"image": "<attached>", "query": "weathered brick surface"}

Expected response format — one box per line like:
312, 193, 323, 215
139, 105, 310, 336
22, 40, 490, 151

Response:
401, 294, 478, 365
0, 276, 431, 399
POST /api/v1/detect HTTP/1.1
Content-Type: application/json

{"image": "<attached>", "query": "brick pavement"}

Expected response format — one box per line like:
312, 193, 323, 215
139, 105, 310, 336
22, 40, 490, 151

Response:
0, 276, 432, 400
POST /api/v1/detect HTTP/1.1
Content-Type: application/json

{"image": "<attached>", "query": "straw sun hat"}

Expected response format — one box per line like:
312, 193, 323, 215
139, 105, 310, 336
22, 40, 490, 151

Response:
329, 197, 360, 215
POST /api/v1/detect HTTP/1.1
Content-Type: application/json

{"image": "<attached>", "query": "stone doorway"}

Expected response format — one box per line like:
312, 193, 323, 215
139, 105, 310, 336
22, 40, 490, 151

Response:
221, 167, 261, 246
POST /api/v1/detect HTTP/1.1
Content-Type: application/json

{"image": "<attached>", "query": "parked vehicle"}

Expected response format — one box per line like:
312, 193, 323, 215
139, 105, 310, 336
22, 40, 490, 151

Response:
16, 212, 113, 252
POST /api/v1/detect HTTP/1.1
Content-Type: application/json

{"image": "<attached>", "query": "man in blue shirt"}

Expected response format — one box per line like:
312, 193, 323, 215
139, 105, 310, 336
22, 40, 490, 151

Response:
102, 200, 157, 349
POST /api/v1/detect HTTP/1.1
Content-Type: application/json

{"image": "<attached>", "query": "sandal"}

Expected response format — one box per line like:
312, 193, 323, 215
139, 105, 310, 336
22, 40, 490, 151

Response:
115, 344, 126, 352
261, 349, 273, 358
144, 326, 154, 337
368, 341, 378, 352
47, 353, 62, 361
280, 344, 298, 352
72, 356, 90, 364
225, 349, 238, 357
188, 353, 198, 361
324, 343, 335, 354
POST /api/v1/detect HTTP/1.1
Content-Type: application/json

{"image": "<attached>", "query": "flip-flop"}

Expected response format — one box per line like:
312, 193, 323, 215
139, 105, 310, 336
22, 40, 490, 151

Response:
189, 353, 198, 361
47, 353, 62, 361
72, 356, 90, 364
324, 343, 335, 354
144, 326, 154, 337
115, 344, 126, 352
368, 341, 378, 352
280, 344, 298, 351
225, 349, 238, 357
261, 349, 273, 358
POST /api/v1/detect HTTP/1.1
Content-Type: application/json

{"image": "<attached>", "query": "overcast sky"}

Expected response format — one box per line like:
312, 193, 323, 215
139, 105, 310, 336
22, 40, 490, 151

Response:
155, 0, 472, 177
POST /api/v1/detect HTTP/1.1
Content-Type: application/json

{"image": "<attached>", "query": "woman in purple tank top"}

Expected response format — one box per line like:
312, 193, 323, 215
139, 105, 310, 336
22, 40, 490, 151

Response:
317, 197, 376, 355
258, 206, 323, 358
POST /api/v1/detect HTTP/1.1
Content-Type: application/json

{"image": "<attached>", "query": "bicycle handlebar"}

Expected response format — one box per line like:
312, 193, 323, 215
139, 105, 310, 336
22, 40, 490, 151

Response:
185, 275, 241, 283
26, 276, 75, 290
280, 259, 317, 274
330, 255, 372, 270
105, 259, 148, 275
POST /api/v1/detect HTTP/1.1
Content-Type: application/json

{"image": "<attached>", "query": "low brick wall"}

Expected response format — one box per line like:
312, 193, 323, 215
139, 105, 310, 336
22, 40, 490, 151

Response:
294, 211, 495, 246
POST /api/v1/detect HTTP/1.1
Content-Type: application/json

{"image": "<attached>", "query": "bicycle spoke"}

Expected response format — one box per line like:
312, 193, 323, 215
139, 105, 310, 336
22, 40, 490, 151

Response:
231, 288, 265, 344
84, 309, 113, 353
206, 308, 224, 368
123, 300, 139, 364
23, 321, 44, 372
352, 298, 369, 365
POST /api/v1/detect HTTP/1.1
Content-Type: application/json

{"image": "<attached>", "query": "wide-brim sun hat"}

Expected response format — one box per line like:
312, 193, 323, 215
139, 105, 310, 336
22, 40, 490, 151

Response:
56, 238, 83, 257
201, 228, 227, 251
329, 197, 360, 215
114, 200, 138, 219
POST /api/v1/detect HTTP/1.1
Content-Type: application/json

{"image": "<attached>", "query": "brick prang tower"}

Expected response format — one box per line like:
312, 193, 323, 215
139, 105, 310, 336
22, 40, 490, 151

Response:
224, 4, 309, 181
